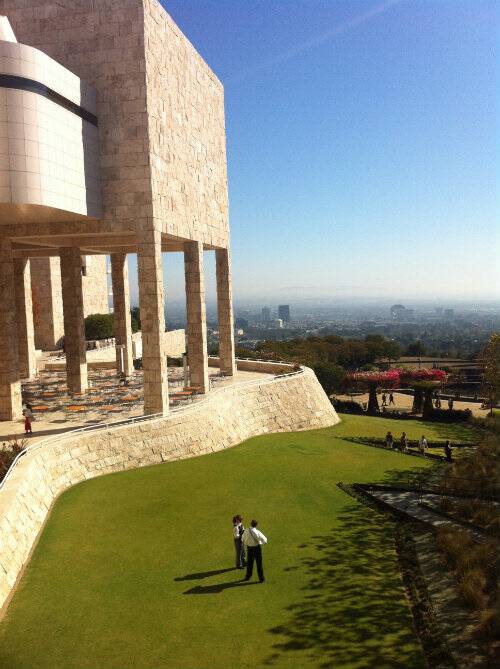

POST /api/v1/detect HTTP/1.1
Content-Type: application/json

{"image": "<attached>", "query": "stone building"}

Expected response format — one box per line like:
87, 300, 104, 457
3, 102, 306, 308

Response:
31, 255, 109, 351
0, 0, 235, 420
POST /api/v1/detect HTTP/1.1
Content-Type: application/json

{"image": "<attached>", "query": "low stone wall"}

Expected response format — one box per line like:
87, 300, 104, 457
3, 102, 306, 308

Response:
0, 367, 338, 611
209, 357, 294, 375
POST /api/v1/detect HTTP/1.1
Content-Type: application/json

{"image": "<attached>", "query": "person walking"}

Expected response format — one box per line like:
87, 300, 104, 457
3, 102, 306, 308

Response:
400, 432, 409, 452
444, 440, 453, 463
24, 413, 33, 436
385, 431, 394, 449
419, 435, 427, 456
381, 393, 387, 407
448, 398, 454, 411
389, 392, 395, 406
242, 520, 267, 583
232, 515, 246, 569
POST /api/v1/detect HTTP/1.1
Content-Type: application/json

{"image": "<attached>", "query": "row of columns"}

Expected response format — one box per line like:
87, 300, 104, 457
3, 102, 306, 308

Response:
0, 238, 235, 420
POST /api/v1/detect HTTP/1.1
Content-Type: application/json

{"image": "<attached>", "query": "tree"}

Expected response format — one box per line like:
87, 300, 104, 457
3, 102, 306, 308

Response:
405, 341, 427, 356
130, 306, 141, 333
347, 370, 399, 415
313, 364, 345, 396
481, 333, 500, 416
84, 313, 114, 340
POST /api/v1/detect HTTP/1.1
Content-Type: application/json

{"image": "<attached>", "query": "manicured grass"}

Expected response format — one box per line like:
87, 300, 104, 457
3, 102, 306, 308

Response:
0, 415, 471, 669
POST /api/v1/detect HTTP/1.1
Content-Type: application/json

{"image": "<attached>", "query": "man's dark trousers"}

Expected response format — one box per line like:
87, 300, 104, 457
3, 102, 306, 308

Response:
246, 545, 264, 581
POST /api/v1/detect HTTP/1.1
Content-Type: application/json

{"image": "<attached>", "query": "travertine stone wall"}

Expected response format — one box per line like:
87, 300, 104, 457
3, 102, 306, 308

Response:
3, 0, 230, 248
142, 0, 229, 247
13, 259, 36, 379
184, 241, 209, 392
60, 248, 87, 393
215, 249, 236, 375
0, 367, 339, 611
0, 240, 21, 419
110, 254, 133, 376
82, 255, 109, 317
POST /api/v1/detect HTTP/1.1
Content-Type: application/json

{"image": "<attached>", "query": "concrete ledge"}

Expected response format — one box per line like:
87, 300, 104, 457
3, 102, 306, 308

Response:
0, 366, 339, 611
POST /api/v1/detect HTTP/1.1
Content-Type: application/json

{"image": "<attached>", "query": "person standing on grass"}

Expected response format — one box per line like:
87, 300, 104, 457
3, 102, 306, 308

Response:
444, 440, 453, 462
24, 413, 33, 435
385, 431, 394, 449
242, 520, 267, 583
232, 515, 246, 569
400, 432, 409, 452
419, 435, 427, 455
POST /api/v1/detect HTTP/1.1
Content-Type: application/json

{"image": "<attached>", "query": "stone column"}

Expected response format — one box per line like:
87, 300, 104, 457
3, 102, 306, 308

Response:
0, 240, 22, 420
184, 241, 209, 393
110, 253, 133, 377
14, 258, 36, 379
60, 248, 87, 394
137, 229, 168, 415
215, 248, 236, 376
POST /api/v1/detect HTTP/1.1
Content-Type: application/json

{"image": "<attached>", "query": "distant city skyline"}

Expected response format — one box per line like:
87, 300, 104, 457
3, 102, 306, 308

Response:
128, 0, 497, 305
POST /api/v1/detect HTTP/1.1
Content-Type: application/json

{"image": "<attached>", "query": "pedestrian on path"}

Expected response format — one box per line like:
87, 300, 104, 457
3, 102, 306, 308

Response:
232, 515, 246, 569
381, 393, 387, 407
389, 393, 395, 405
385, 431, 394, 449
419, 435, 427, 455
242, 520, 267, 583
448, 398, 454, 410
24, 414, 33, 435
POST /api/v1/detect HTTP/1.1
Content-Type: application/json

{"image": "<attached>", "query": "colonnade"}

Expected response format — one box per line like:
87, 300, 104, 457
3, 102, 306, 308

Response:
0, 242, 235, 421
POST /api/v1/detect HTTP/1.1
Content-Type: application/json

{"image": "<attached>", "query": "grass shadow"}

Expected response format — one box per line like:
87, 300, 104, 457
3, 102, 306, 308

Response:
174, 567, 237, 581
264, 501, 426, 668
183, 580, 260, 595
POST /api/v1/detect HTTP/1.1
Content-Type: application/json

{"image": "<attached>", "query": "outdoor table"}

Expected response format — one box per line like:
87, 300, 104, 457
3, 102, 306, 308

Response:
65, 405, 87, 412
32, 405, 49, 411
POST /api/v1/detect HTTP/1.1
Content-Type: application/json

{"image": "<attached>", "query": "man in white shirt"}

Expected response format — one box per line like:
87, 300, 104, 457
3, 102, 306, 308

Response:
419, 435, 428, 455
242, 519, 267, 583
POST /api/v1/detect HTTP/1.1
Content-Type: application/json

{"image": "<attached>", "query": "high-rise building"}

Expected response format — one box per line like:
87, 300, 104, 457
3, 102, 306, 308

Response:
278, 305, 290, 322
390, 304, 406, 321
261, 307, 271, 322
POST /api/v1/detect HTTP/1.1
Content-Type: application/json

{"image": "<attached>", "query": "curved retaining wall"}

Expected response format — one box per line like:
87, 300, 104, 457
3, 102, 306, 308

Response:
0, 366, 339, 610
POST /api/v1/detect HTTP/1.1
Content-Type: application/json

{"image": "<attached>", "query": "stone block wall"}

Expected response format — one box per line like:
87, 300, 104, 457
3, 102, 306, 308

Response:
0, 367, 339, 611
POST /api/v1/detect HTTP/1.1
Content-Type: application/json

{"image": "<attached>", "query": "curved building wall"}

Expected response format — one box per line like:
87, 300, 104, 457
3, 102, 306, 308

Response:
0, 40, 101, 221
0, 367, 339, 611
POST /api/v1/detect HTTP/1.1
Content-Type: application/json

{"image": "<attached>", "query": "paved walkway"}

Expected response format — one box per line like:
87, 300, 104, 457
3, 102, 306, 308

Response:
366, 490, 488, 541
336, 391, 491, 418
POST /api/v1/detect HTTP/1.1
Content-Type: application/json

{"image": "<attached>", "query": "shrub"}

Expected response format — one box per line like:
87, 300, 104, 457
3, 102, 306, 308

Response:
85, 313, 114, 340
332, 399, 365, 415
424, 408, 472, 422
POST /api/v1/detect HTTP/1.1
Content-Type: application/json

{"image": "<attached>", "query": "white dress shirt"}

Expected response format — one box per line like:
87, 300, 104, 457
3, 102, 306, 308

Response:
242, 527, 268, 547
233, 522, 243, 539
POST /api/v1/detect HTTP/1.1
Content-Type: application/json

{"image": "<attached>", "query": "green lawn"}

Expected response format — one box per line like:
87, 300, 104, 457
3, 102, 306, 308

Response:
0, 415, 469, 669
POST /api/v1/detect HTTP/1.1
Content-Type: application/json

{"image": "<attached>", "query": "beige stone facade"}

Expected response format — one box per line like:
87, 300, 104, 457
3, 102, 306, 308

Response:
0, 366, 340, 611
0, 0, 234, 417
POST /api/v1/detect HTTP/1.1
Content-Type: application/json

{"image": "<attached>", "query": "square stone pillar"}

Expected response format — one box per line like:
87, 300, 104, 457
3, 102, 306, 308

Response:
14, 258, 37, 379
137, 230, 168, 415
60, 248, 88, 394
0, 240, 22, 420
110, 253, 134, 377
184, 241, 209, 393
215, 248, 236, 376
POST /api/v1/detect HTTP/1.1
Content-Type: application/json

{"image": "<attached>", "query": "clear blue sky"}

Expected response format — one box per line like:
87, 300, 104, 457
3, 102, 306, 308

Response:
129, 0, 498, 305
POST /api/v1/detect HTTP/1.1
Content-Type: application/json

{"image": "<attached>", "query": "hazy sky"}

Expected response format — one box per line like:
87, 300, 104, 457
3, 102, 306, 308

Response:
128, 0, 497, 305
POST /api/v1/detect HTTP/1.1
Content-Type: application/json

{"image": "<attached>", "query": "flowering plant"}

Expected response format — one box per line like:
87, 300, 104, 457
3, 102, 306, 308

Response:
397, 368, 446, 382
347, 370, 400, 386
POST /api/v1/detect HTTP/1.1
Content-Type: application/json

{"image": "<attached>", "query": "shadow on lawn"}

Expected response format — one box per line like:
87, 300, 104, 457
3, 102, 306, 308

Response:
183, 581, 260, 595
263, 500, 425, 669
174, 567, 237, 581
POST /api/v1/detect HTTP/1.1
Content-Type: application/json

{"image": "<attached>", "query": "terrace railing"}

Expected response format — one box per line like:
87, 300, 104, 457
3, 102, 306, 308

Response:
0, 362, 303, 491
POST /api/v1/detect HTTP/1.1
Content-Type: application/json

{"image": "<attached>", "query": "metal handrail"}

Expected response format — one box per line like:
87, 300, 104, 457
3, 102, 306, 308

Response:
0, 362, 303, 491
